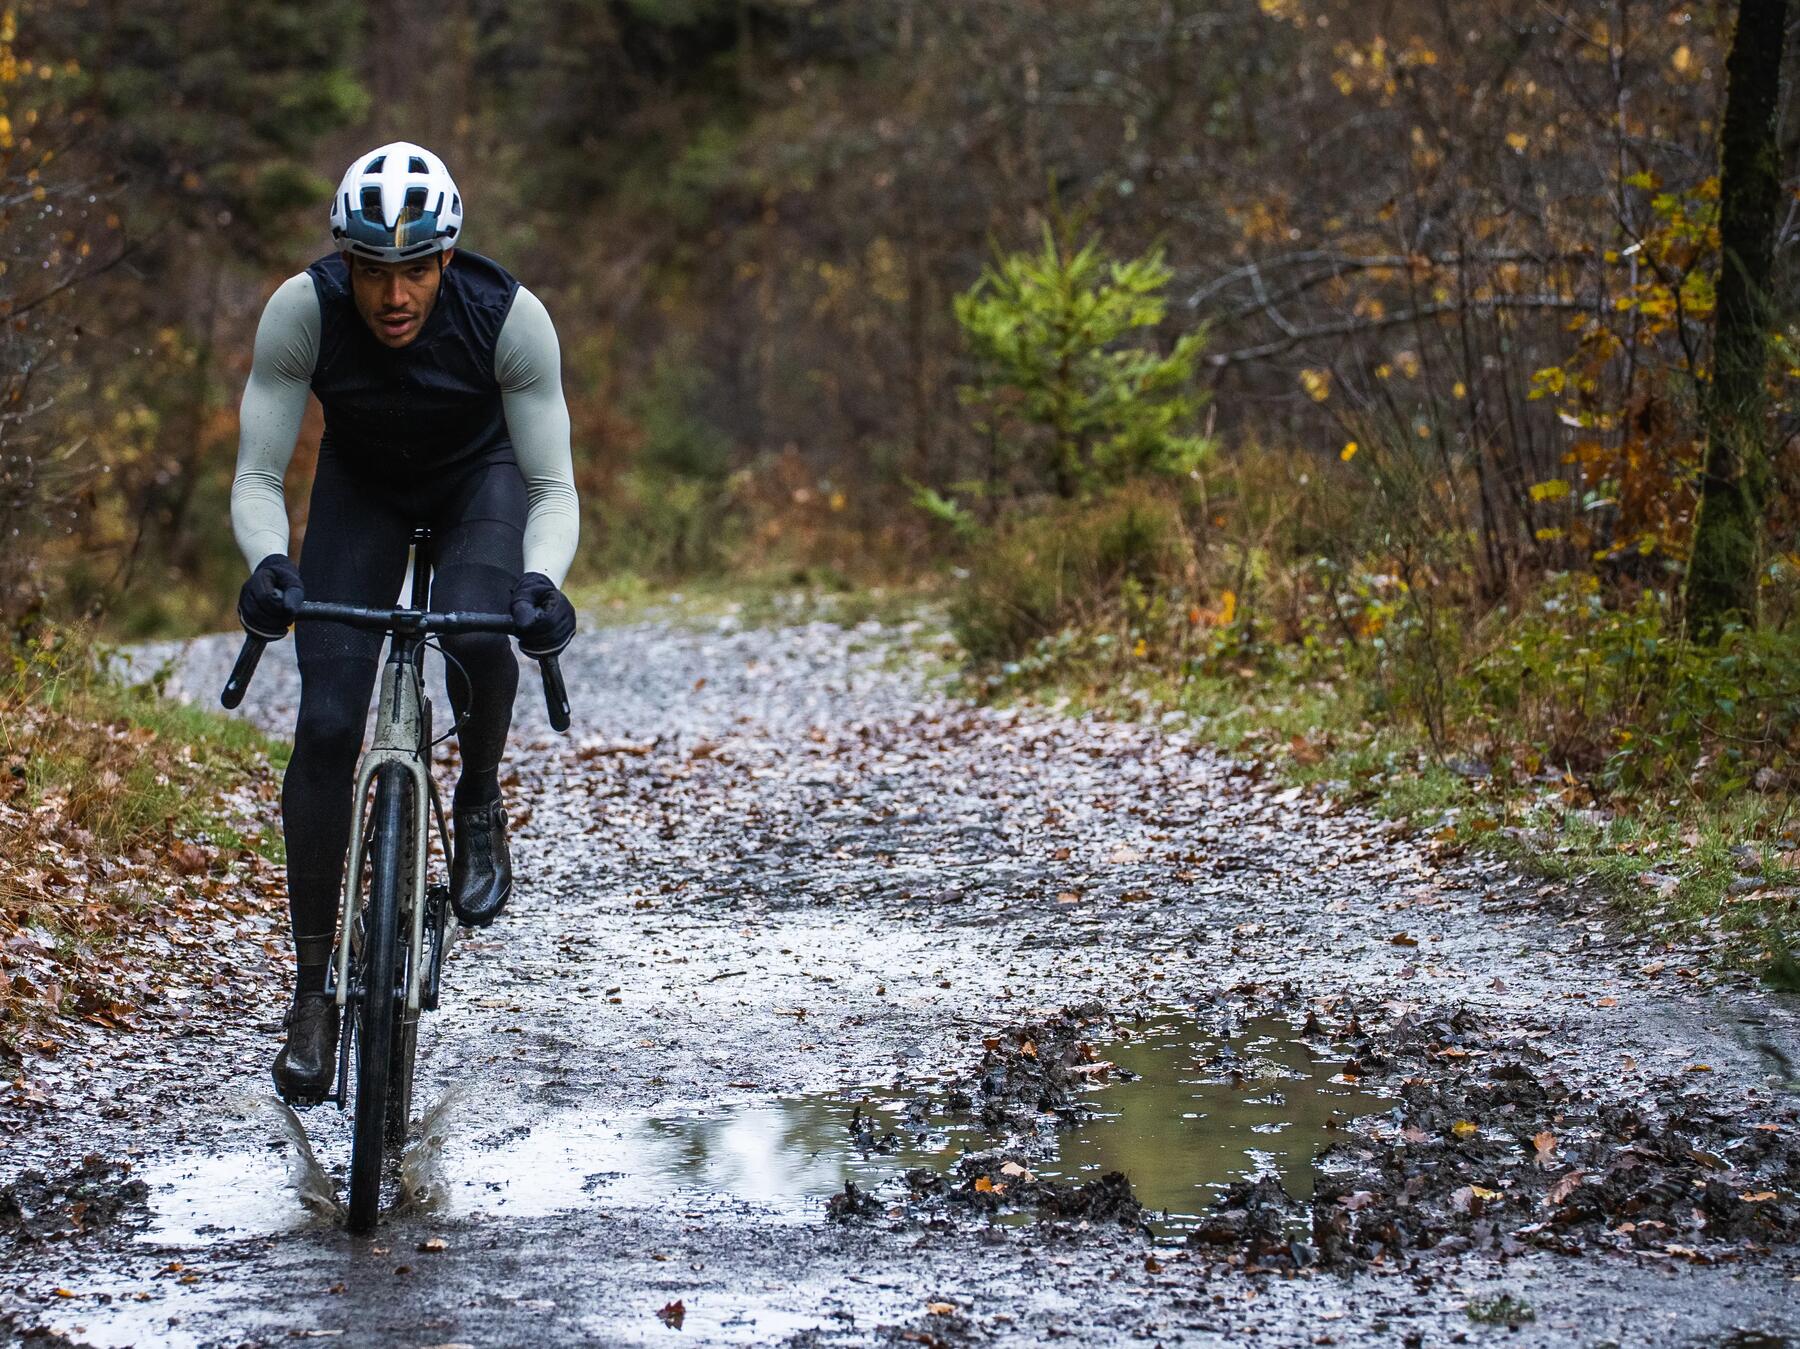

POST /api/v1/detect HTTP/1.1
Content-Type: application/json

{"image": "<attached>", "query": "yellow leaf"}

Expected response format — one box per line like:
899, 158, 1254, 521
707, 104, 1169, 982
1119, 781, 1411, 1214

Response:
1672, 44, 1692, 74
973, 1176, 1005, 1194
1340, 441, 1358, 461
1452, 1120, 1480, 1139
1529, 479, 1571, 502
1505, 132, 1528, 152
1452, 381, 1466, 399
1216, 589, 1237, 627
1470, 1185, 1502, 1200
1299, 368, 1332, 402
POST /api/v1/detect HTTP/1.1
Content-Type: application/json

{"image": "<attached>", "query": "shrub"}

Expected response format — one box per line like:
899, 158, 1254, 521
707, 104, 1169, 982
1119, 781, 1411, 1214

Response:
951, 486, 1192, 663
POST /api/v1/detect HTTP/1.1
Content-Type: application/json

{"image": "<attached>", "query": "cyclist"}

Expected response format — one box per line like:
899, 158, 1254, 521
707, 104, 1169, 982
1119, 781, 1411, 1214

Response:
229, 142, 581, 1104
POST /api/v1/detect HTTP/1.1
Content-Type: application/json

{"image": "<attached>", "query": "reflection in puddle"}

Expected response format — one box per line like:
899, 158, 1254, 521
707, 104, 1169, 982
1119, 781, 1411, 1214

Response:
144, 1014, 1392, 1241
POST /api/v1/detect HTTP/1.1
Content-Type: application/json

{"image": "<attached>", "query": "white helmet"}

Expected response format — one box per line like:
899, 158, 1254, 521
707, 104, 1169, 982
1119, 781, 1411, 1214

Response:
329, 141, 463, 262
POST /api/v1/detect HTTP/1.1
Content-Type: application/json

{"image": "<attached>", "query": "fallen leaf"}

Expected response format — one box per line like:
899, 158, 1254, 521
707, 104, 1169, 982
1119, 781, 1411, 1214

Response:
972, 1176, 1005, 1194
926, 1302, 955, 1315
1596, 996, 1617, 1008
1470, 1185, 1501, 1201
1532, 1130, 1558, 1164
658, 1300, 686, 1329
1741, 1191, 1777, 1203
1686, 1063, 1713, 1073
1546, 1170, 1586, 1205
170, 842, 209, 876
417, 1237, 447, 1253
1451, 1119, 1480, 1139
1390, 932, 1418, 947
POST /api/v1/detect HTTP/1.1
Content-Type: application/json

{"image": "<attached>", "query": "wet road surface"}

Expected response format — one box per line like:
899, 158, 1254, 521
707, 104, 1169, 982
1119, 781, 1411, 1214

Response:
5, 611, 1800, 1346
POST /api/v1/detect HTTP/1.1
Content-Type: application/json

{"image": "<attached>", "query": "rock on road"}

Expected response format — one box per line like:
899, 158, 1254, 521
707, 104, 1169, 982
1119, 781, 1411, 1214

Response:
4, 608, 1800, 1347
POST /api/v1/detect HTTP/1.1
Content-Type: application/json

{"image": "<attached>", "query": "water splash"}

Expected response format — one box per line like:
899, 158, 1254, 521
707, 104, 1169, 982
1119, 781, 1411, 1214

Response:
396, 1087, 468, 1212
260, 1096, 346, 1222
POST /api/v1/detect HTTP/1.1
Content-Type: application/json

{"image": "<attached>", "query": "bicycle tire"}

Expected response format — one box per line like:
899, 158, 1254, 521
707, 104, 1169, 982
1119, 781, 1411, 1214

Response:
348, 762, 411, 1233
387, 1001, 418, 1152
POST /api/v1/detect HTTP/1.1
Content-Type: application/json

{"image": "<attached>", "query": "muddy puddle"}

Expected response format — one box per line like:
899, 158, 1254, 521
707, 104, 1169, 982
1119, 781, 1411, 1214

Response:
138, 1014, 1392, 1244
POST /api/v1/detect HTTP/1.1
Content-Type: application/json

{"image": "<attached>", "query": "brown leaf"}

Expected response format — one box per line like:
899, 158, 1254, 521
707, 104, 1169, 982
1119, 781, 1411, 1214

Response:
658, 1300, 686, 1329
926, 1302, 956, 1315
1546, 1170, 1586, 1206
1390, 932, 1418, 947
1532, 1130, 1558, 1165
170, 842, 209, 876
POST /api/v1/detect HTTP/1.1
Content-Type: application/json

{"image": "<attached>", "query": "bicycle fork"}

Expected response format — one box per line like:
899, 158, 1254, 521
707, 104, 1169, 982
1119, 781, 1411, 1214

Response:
330, 654, 434, 1099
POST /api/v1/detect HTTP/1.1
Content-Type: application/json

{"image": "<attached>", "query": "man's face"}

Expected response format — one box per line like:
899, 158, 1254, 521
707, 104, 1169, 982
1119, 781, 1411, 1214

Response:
347, 249, 454, 348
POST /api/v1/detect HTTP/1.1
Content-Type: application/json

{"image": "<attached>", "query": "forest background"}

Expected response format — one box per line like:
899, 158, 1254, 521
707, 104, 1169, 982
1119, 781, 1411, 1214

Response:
4, 0, 1800, 973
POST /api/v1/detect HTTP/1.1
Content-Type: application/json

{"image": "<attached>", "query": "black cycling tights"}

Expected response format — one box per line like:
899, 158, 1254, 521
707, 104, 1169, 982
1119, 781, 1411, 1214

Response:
284, 451, 525, 991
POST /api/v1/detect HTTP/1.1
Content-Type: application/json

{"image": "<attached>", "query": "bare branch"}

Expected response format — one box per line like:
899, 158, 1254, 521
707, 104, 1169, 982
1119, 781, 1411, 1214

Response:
1204, 294, 1593, 367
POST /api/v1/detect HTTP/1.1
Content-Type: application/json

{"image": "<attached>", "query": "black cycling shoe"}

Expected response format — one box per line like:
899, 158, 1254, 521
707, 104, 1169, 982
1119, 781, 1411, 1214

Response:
451, 799, 512, 927
272, 992, 340, 1106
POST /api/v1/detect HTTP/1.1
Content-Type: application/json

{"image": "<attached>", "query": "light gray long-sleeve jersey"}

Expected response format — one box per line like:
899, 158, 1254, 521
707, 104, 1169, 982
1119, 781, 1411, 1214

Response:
229, 273, 581, 586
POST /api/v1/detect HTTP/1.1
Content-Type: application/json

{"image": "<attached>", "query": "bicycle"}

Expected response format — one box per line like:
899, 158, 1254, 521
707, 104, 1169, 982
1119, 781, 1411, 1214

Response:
220, 526, 571, 1232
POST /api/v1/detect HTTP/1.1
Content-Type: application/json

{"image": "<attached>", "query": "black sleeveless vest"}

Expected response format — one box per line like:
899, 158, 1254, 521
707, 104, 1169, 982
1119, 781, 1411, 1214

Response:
306, 251, 520, 484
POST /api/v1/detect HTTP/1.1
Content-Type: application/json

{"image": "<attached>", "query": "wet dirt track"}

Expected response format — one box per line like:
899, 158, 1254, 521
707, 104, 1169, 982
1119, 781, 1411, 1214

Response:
5, 611, 1800, 1348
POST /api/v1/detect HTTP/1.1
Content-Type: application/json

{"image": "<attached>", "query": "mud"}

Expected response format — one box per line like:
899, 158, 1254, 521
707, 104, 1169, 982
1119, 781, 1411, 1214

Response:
0, 1157, 147, 1243
3, 610, 1799, 1346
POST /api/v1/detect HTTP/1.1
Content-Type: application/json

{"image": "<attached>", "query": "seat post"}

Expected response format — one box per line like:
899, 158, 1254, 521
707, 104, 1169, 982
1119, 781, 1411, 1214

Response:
409, 525, 432, 611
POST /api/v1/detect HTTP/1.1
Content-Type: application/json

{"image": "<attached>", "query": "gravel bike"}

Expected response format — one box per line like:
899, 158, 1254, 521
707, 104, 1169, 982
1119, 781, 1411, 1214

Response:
221, 527, 570, 1232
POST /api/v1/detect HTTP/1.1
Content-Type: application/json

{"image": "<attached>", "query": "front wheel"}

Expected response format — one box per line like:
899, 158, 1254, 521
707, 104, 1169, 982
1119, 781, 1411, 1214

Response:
347, 763, 412, 1233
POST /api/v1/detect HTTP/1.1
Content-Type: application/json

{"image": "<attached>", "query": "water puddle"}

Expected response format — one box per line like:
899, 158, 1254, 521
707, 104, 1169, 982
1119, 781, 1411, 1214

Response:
141, 1014, 1392, 1242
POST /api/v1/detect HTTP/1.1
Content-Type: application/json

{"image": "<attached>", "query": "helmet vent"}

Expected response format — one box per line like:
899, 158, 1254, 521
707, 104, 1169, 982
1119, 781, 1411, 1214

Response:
409, 156, 428, 173
451, 193, 461, 215
400, 185, 429, 222
360, 185, 384, 220
365, 154, 386, 174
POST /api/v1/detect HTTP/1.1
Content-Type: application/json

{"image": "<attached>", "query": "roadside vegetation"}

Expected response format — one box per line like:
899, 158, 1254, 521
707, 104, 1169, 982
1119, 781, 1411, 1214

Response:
0, 624, 287, 1071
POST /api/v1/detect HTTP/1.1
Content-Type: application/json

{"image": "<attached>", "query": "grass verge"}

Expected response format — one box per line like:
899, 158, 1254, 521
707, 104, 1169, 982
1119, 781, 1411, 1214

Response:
976, 647, 1800, 980
1, 626, 289, 1071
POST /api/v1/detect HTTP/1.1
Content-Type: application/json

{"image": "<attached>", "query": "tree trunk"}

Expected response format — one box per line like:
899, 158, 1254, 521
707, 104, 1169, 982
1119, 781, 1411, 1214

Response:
1686, 0, 1790, 637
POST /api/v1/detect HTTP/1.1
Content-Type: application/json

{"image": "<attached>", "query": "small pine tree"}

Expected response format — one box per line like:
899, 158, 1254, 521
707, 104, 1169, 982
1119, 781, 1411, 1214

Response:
954, 218, 1209, 499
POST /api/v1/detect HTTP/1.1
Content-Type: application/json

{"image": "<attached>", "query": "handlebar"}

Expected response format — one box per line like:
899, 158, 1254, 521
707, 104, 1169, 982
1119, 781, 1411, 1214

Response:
219, 601, 571, 733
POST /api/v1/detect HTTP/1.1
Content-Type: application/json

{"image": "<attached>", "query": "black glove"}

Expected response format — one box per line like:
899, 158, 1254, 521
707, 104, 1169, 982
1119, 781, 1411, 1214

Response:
509, 572, 575, 656
238, 553, 305, 639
